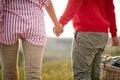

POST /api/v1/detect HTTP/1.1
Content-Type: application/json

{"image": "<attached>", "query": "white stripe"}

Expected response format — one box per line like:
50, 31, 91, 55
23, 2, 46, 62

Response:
1, 0, 47, 45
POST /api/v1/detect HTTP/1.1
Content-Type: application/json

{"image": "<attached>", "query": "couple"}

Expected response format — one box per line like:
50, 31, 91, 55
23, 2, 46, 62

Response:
0, 0, 119, 80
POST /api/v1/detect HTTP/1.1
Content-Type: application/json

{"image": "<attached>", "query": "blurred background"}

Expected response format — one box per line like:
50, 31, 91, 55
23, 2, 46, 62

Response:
0, 0, 120, 80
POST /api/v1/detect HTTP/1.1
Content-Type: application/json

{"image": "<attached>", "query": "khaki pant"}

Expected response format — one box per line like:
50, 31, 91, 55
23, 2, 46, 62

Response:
72, 32, 108, 80
0, 39, 45, 80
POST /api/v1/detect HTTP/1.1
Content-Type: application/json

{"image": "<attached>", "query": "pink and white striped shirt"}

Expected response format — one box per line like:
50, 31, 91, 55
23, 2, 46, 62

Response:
0, 0, 51, 46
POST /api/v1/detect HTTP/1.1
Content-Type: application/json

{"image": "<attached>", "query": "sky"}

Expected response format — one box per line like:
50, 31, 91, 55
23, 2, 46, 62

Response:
44, 0, 120, 38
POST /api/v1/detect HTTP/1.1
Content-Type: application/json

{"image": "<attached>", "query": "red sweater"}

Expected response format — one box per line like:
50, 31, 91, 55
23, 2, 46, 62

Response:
59, 0, 117, 37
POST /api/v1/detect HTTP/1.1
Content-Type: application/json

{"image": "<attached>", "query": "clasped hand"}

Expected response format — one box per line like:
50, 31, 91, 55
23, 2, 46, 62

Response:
53, 24, 63, 37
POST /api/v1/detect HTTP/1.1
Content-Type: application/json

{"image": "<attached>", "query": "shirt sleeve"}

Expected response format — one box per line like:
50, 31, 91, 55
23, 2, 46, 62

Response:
42, 0, 51, 7
59, 0, 84, 27
105, 0, 117, 37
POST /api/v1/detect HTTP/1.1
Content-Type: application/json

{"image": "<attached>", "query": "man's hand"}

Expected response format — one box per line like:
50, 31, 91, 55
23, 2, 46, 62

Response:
112, 36, 119, 46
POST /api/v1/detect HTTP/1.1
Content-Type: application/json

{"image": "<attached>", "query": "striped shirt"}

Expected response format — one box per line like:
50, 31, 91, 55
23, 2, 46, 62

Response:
0, 0, 51, 46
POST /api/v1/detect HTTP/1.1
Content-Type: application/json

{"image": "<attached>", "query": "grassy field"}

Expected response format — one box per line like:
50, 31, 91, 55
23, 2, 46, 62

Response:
0, 60, 73, 80
42, 60, 72, 80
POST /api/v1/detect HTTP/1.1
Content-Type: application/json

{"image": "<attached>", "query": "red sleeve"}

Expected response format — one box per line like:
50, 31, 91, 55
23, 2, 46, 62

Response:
105, 0, 117, 37
59, 0, 84, 27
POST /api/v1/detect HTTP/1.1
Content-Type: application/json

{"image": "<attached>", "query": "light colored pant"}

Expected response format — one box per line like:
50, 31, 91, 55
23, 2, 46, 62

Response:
72, 32, 108, 80
0, 39, 45, 80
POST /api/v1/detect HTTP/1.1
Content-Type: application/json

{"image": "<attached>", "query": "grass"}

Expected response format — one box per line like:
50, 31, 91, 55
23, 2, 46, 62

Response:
42, 60, 72, 80
0, 60, 73, 80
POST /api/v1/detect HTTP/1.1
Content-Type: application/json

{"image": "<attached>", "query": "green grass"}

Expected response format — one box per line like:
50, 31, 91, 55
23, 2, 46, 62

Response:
42, 60, 72, 80
0, 60, 73, 80
103, 46, 120, 56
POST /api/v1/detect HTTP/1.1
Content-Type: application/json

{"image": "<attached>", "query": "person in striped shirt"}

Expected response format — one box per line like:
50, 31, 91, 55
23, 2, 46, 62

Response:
0, 0, 63, 80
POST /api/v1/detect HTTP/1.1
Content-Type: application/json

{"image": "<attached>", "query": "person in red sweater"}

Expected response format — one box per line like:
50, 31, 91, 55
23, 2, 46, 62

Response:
53, 0, 119, 80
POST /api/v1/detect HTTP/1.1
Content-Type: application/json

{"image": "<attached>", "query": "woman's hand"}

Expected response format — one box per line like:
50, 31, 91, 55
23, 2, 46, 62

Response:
53, 24, 64, 37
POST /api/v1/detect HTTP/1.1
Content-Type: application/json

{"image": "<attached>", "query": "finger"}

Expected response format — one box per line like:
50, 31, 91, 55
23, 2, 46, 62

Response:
53, 28, 63, 37
53, 28, 63, 34
54, 31, 62, 37
53, 29, 59, 36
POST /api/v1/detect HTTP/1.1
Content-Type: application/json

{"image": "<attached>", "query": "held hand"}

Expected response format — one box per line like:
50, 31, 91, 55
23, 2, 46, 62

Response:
53, 24, 64, 37
111, 36, 119, 46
